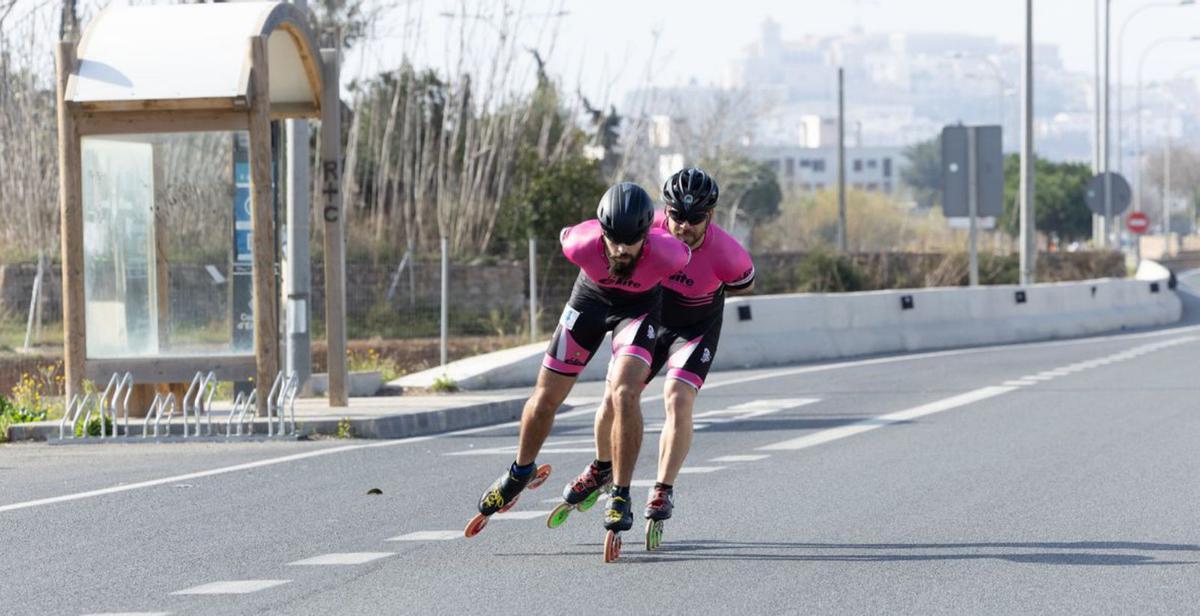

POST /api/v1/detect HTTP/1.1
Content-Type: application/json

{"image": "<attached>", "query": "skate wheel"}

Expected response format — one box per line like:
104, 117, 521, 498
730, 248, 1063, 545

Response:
604, 530, 622, 563
464, 513, 489, 538
578, 489, 601, 512
527, 464, 553, 490
498, 493, 520, 513
546, 503, 572, 529
645, 519, 664, 551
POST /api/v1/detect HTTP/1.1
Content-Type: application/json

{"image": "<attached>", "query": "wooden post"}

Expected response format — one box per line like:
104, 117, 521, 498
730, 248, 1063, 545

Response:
249, 36, 279, 417
319, 50, 348, 405
320, 47, 348, 406
56, 40, 85, 403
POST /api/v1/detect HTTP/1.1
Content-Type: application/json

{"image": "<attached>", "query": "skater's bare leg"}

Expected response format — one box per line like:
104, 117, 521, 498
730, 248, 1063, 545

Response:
594, 386, 616, 461
657, 379, 697, 485
609, 356, 650, 486
515, 368, 576, 465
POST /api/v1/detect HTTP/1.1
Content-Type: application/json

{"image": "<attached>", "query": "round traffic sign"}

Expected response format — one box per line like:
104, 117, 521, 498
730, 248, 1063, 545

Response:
1127, 211, 1150, 234
1084, 172, 1132, 216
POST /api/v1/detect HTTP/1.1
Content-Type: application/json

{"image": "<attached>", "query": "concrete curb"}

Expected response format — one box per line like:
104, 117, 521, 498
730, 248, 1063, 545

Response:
5, 397, 530, 443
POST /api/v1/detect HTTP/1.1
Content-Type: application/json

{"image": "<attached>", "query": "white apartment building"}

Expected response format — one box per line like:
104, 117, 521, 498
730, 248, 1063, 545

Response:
748, 144, 908, 194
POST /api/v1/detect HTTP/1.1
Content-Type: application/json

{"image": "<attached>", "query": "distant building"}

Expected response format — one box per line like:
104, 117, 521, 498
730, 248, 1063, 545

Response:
748, 143, 907, 195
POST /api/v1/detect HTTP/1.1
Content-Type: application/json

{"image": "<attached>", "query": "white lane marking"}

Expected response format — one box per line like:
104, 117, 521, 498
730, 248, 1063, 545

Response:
759, 386, 1016, 451
387, 530, 461, 541
6, 334, 1195, 515
288, 552, 394, 566
82, 613, 172, 616
710, 454, 770, 462
1022, 375, 1055, 381
678, 466, 726, 474
447, 437, 595, 457
492, 510, 552, 520
630, 479, 656, 488
171, 580, 290, 595
1002, 380, 1036, 387
446, 399, 818, 455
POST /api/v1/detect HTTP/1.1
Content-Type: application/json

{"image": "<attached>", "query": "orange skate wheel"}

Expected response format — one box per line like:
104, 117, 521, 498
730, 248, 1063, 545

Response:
527, 464, 553, 490
604, 530, 622, 563
464, 513, 489, 538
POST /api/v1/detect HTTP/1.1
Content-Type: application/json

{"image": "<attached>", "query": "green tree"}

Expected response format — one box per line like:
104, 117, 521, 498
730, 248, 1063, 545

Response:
901, 137, 942, 209
1001, 154, 1093, 241
702, 155, 782, 226
496, 150, 607, 245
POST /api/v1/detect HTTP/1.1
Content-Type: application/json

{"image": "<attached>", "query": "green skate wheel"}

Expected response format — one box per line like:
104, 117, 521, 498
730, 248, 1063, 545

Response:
578, 489, 601, 512
546, 503, 572, 529
645, 519, 664, 551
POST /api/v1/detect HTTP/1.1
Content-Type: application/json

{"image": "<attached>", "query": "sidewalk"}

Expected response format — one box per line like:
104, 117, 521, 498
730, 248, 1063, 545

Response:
4, 393, 537, 442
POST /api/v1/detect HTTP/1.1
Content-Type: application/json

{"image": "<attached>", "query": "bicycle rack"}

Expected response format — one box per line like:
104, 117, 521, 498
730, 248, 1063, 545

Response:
54, 371, 306, 442
200, 372, 217, 436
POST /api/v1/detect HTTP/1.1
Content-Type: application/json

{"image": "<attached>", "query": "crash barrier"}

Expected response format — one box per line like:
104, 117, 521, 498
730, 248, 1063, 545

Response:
56, 371, 299, 441
394, 275, 1183, 390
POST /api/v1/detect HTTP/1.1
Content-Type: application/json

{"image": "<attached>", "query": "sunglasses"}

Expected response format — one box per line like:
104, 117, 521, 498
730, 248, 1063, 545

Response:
667, 208, 708, 225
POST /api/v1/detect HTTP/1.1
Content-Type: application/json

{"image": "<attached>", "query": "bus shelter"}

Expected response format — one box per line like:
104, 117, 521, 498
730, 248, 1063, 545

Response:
56, 1, 349, 415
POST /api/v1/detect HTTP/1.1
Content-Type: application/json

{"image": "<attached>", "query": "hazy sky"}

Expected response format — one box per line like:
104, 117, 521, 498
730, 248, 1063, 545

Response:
347, 0, 1200, 103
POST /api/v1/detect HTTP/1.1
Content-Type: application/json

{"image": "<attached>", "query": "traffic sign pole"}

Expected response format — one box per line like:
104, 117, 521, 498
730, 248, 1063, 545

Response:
968, 126, 979, 287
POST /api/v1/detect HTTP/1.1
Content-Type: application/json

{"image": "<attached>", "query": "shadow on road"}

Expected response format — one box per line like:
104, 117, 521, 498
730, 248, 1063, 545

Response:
504, 539, 1200, 566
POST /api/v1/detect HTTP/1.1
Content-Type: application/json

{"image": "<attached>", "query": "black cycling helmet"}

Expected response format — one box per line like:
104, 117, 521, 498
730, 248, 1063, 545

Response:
597, 182, 655, 244
662, 167, 719, 216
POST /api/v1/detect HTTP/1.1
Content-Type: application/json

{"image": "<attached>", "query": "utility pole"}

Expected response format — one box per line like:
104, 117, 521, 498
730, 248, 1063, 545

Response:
1102, 0, 1112, 247
285, 0, 312, 391
1093, 0, 1102, 241
837, 67, 847, 253
1020, 0, 1036, 285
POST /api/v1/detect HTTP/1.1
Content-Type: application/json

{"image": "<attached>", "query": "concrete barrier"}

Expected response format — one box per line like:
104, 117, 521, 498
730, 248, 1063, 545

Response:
394, 277, 1182, 390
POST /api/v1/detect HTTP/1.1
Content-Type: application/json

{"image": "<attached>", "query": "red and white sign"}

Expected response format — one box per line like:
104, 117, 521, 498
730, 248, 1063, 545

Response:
1127, 211, 1150, 235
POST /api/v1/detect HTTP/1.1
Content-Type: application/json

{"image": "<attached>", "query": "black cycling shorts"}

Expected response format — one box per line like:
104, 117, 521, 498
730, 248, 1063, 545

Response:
542, 290, 661, 377
644, 313, 723, 390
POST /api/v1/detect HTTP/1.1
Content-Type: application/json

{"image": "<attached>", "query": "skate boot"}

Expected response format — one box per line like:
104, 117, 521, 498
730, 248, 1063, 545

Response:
643, 484, 674, 551
545, 461, 613, 529
643, 484, 674, 520
603, 487, 634, 563
464, 462, 551, 537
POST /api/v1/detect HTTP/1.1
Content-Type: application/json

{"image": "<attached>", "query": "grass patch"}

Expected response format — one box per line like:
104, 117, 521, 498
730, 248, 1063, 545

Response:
430, 375, 459, 393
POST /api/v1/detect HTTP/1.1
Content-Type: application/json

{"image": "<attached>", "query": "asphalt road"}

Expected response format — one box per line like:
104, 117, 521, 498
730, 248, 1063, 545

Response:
4, 301, 1200, 614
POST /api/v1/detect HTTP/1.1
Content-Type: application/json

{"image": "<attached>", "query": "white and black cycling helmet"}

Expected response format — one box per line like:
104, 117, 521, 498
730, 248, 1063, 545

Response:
662, 167, 719, 217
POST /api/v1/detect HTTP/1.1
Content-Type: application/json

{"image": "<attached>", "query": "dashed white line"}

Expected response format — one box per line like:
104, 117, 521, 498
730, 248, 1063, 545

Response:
387, 530, 462, 541
288, 552, 394, 566
678, 466, 726, 474
492, 510, 552, 520
82, 613, 171, 616
759, 386, 1017, 452
1003, 380, 1037, 387
710, 454, 770, 463
171, 580, 290, 595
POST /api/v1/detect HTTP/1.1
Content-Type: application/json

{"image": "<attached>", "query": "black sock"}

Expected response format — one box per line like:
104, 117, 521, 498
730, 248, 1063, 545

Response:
655, 482, 673, 492
510, 460, 535, 476
592, 459, 612, 471
612, 485, 631, 499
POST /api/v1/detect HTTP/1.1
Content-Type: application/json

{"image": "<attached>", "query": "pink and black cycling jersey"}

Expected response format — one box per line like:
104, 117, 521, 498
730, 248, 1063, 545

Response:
653, 211, 755, 328
559, 219, 691, 306
541, 219, 691, 377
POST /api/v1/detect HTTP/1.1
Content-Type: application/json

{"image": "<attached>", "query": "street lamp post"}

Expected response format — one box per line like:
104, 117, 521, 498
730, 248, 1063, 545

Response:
1116, 0, 1195, 176
1020, 0, 1035, 285
1135, 36, 1200, 215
